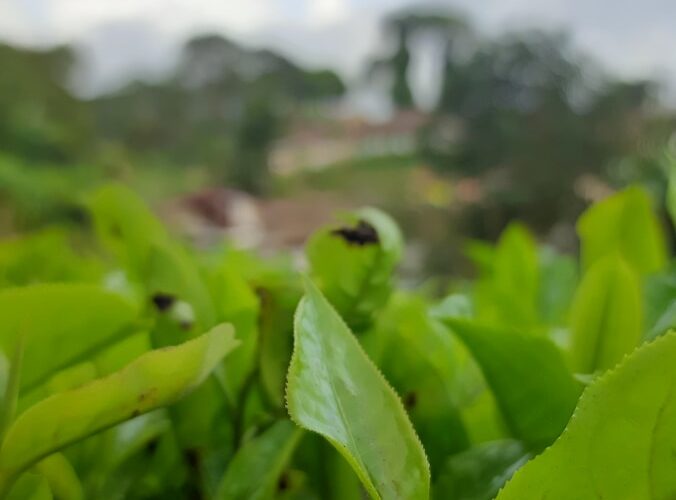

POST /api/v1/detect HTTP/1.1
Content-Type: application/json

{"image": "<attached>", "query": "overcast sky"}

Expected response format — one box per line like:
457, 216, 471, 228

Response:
1, 0, 675, 99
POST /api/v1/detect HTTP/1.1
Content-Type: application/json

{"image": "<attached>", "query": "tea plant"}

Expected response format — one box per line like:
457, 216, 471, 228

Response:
0, 183, 675, 499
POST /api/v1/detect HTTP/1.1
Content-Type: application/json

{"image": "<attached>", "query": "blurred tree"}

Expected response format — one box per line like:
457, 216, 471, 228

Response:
424, 29, 657, 231
0, 44, 93, 163
231, 95, 280, 193
369, 9, 471, 110
92, 33, 345, 192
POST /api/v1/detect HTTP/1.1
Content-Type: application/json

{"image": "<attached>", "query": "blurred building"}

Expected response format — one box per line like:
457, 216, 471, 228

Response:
270, 110, 430, 174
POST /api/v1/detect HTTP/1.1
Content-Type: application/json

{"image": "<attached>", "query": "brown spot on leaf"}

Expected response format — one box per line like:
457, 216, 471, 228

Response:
404, 391, 417, 410
331, 220, 379, 246
277, 472, 290, 492
151, 293, 176, 312
145, 438, 159, 455
183, 448, 201, 471
138, 387, 158, 405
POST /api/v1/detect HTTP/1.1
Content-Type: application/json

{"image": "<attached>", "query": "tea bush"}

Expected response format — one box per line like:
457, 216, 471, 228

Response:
0, 183, 674, 499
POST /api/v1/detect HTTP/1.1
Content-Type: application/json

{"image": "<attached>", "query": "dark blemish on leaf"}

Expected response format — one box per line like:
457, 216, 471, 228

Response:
145, 438, 159, 455
184, 448, 201, 471
66, 206, 91, 226
277, 472, 290, 492
404, 391, 417, 410
131, 409, 141, 418
255, 286, 271, 307
138, 387, 158, 404
151, 293, 176, 312
180, 320, 194, 331
331, 220, 379, 246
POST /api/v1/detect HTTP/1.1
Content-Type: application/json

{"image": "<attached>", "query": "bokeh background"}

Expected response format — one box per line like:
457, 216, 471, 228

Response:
2, 0, 675, 283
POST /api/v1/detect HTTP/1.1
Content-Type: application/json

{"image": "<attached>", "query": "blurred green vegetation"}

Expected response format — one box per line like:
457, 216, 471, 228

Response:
1, 6, 675, 275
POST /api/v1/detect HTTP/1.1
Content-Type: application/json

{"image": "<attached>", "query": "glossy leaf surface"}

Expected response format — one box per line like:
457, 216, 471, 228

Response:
286, 279, 430, 500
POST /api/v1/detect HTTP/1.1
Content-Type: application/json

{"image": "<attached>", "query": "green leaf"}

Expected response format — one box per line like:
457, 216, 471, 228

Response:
433, 440, 529, 500
429, 293, 473, 320
493, 223, 539, 309
6, 473, 51, 500
307, 207, 403, 331
207, 264, 260, 401
88, 184, 217, 330
537, 247, 578, 327
0, 229, 102, 287
146, 242, 217, 331
443, 319, 580, 450
569, 255, 643, 374
216, 420, 303, 500
86, 184, 168, 277
644, 270, 676, 341
0, 324, 239, 495
473, 223, 540, 328
0, 284, 139, 391
35, 454, 83, 500
286, 279, 430, 500
577, 186, 667, 275
376, 295, 469, 473
258, 285, 300, 408
497, 332, 676, 500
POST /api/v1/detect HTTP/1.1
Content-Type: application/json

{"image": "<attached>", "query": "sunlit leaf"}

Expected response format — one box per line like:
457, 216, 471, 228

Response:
286, 279, 430, 499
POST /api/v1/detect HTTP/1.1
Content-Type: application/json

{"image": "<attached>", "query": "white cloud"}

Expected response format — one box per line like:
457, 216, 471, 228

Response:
2, 0, 676, 99
307, 0, 350, 25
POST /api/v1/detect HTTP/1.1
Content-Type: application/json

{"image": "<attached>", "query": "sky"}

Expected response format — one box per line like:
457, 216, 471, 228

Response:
1, 0, 675, 100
